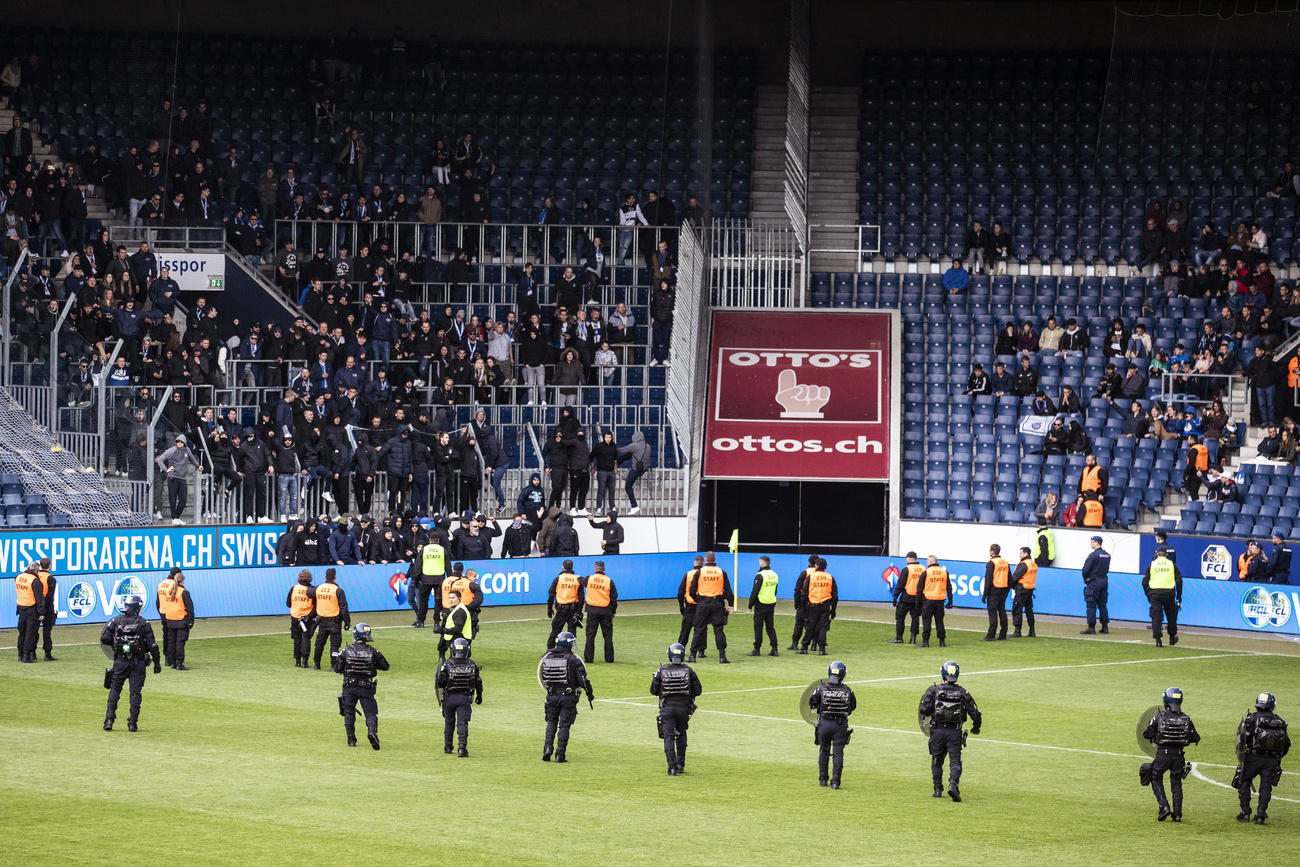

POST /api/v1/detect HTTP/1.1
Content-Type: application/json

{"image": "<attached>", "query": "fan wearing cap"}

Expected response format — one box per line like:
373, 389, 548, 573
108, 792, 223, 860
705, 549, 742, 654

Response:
1079, 535, 1111, 635
155, 434, 198, 524
1267, 531, 1292, 584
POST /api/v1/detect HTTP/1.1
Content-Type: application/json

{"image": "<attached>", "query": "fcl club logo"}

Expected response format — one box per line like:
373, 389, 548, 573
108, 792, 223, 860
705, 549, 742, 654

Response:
1200, 544, 1233, 581
66, 582, 96, 617
111, 576, 148, 615
1240, 586, 1291, 629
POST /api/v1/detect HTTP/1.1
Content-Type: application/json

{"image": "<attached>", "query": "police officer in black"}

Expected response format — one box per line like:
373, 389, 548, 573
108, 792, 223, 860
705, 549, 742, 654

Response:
1235, 691, 1290, 824
651, 642, 703, 776
1141, 686, 1200, 822
539, 630, 594, 763
676, 556, 706, 656
809, 660, 857, 789
100, 595, 161, 732
333, 623, 390, 750
435, 636, 483, 758
919, 660, 982, 802
787, 554, 817, 650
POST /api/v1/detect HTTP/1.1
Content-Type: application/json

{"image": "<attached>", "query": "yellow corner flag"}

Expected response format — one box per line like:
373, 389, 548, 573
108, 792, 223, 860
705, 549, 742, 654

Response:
728, 529, 739, 554
728, 530, 739, 610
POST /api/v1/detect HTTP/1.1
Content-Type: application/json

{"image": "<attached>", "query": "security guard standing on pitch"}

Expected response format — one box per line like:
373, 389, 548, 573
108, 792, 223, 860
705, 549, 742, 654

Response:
451, 564, 485, 637
919, 660, 982, 801
677, 556, 705, 655
1142, 547, 1183, 647
801, 557, 838, 656
651, 642, 703, 775
582, 561, 618, 664
1141, 686, 1200, 821
287, 569, 316, 668
980, 545, 1010, 642
312, 568, 350, 669
439, 589, 473, 660
1080, 535, 1110, 634
36, 558, 56, 661
688, 552, 733, 663
13, 562, 44, 663
747, 556, 780, 656
435, 637, 483, 757
157, 568, 195, 669
788, 554, 817, 651
409, 536, 447, 628
333, 623, 390, 749
1235, 692, 1291, 824
809, 660, 857, 789
539, 630, 594, 762
1010, 546, 1036, 638
100, 595, 161, 731
919, 555, 953, 648
890, 552, 925, 644
547, 560, 584, 649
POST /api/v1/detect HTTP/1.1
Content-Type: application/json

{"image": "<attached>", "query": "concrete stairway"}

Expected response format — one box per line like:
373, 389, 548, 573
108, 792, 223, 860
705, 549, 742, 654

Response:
807, 86, 860, 273
748, 85, 787, 225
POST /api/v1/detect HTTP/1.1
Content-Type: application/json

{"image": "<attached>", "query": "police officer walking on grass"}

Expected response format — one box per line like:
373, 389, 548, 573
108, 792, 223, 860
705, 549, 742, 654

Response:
1141, 686, 1200, 822
1143, 547, 1183, 647
333, 623, 389, 750
890, 552, 924, 644
539, 630, 594, 763
919, 660, 981, 802
1235, 692, 1290, 824
100, 595, 161, 732
809, 660, 857, 789
312, 568, 350, 669
747, 556, 780, 657
651, 642, 702, 776
547, 559, 584, 649
435, 637, 483, 757
980, 545, 1010, 642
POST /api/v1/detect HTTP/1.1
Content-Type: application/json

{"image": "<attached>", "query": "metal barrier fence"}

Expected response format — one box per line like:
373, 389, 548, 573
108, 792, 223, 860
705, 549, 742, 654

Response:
1159, 372, 1243, 409
709, 218, 804, 308
105, 225, 225, 250
808, 223, 884, 267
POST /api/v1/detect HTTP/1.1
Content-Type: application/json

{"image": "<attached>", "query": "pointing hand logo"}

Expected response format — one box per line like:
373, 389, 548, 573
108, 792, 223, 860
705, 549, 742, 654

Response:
775, 368, 831, 419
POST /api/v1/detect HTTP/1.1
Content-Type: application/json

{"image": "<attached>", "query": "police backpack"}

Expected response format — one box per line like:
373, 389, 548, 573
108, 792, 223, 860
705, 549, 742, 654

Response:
1252, 715, 1289, 755
113, 622, 146, 658
1156, 712, 1192, 748
658, 664, 691, 699
820, 683, 852, 716
932, 685, 966, 726
446, 659, 478, 692
541, 653, 571, 689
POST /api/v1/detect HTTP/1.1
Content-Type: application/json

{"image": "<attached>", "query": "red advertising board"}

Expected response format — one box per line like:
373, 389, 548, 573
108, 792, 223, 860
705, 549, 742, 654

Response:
703, 310, 894, 481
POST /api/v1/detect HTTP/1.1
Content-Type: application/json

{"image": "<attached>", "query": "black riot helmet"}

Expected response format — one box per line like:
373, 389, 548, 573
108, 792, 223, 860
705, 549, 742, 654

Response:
352, 623, 373, 643
668, 643, 685, 663
1256, 692, 1276, 713
555, 631, 576, 651
450, 637, 471, 660
941, 660, 960, 683
826, 660, 847, 684
1163, 686, 1183, 710
121, 595, 144, 615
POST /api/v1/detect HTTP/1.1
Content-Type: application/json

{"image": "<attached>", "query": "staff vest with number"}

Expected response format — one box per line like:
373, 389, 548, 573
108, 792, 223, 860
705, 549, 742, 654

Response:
756, 569, 778, 605
696, 565, 725, 598
1149, 558, 1176, 590
15, 572, 37, 606
441, 575, 458, 605
1082, 499, 1104, 527
807, 570, 834, 604
159, 579, 188, 620
316, 583, 340, 617
989, 557, 1009, 589
421, 543, 446, 576
452, 576, 475, 606
903, 563, 925, 596
1018, 559, 1038, 590
555, 572, 581, 605
289, 584, 313, 618
586, 573, 612, 607
923, 566, 949, 600
1081, 465, 1103, 493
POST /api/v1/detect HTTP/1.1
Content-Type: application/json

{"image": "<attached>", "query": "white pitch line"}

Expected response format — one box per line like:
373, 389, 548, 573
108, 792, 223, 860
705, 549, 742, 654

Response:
602, 652, 1247, 702
1189, 762, 1300, 804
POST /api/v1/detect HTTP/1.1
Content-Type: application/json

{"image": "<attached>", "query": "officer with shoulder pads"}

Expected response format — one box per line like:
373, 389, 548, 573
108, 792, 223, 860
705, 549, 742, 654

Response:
919, 660, 982, 801
547, 559, 585, 648
1080, 535, 1111, 634
809, 660, 857, 789
333, 622, 390, 749
539, 630, 594, 763
100, 595, 161, 732
1141, 686, 1200, 821
1235, 692, 1290, 824
747, 556, 780, 656
435, 636, 483, 757
650, 642, 702, 775
890, 552, 924, 644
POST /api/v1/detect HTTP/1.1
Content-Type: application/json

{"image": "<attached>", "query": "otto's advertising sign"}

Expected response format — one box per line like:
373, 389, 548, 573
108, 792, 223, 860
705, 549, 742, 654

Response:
703, 310, 895, 481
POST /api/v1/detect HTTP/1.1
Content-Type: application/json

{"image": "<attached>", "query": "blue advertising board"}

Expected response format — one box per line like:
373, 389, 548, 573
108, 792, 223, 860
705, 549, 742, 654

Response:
5, 551, 1299, 636
1139, 533, 1298, 585
0, 524, 286, 576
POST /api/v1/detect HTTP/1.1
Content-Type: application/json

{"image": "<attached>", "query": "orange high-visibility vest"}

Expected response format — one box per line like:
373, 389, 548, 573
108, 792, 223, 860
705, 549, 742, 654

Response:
903, 563, 925, 595
555, 572, 581, 605
696, 565, 725, 598
807, 570, 835, 604
1019, 560, 1038, 590
585, 573, 612, 607
289, 584, 313, 618
990, 556, 1009, 589
1239, 552, 1252, 581
441, 575, 458, 604
452, 576, 475, 606
1081, 465, 1103, 493
1189, 443, 1209, 472
158, 580, 189, 621
1082, 500, 1104, 527
683, 569, 699, 605
923, 566, 949, 600
15, 572, 37, 606
316, 583, 340, 617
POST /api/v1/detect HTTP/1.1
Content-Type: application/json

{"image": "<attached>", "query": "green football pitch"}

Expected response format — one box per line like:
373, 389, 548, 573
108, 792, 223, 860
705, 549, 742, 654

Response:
3, 601, 1299, 865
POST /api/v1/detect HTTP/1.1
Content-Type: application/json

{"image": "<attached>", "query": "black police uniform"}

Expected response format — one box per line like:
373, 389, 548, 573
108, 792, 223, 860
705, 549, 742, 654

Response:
1236, 710, 1291, 822
1142, 708, 1200, 820
100, 613, 161, 730
546, 571, 584, 649
676, 566, 706, 655
650, 661, 702, 774
920, 682, 982, 798
810, 681, 857, 787
312, 582, 351, 669
788, 562, 815, 650
539, 648, 593, 761
334, 639, 391, 747
435, 656, 483, 755
38, 572, 57, 659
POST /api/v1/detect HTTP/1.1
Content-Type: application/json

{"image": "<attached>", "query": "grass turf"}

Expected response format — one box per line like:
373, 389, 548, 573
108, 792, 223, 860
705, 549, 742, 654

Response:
3, 601, 1299, 865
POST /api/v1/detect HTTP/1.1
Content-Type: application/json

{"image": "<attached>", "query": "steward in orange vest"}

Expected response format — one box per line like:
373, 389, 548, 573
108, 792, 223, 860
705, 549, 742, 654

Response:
548, 559, 585, 649
312, 567, 350, 670
981, 544, 1010, 641
286, 568, 316, 668
13, 562, 44, 663
890, 552, 926, 644
801, 557, 839, 655
157, 568, 195, 669
687, 552, 734, 663
676, 556, 707, 653
1183, 434, 1209, 502
919, 555, 953, 648
1011, 548, 1037, 638
581, 561, 618, 664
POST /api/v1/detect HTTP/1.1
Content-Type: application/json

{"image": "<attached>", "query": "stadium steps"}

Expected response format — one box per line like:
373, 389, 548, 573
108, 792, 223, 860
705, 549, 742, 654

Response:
748, 86, 788, 224
0, 99, 112, 224
808, 87, 860, 273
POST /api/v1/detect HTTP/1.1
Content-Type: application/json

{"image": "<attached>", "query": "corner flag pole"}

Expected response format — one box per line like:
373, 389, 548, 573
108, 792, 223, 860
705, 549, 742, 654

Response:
728, 529, 739, 609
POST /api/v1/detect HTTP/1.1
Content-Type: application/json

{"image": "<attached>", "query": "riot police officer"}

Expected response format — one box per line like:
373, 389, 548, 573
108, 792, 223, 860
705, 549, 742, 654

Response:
809, 660, 857, 789
539, 631, 594, 763
312, 568, 350, 669
919, 660, 982, 801
547, 559, 584, 649
435, 637, 483, 757
99, 595, 161, 732
333, 623, 390, 749
1080, 535, 1111, 634
1141, 686, 1200, 822
650, 642, 702, 775
1235, 692, 1290, 824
